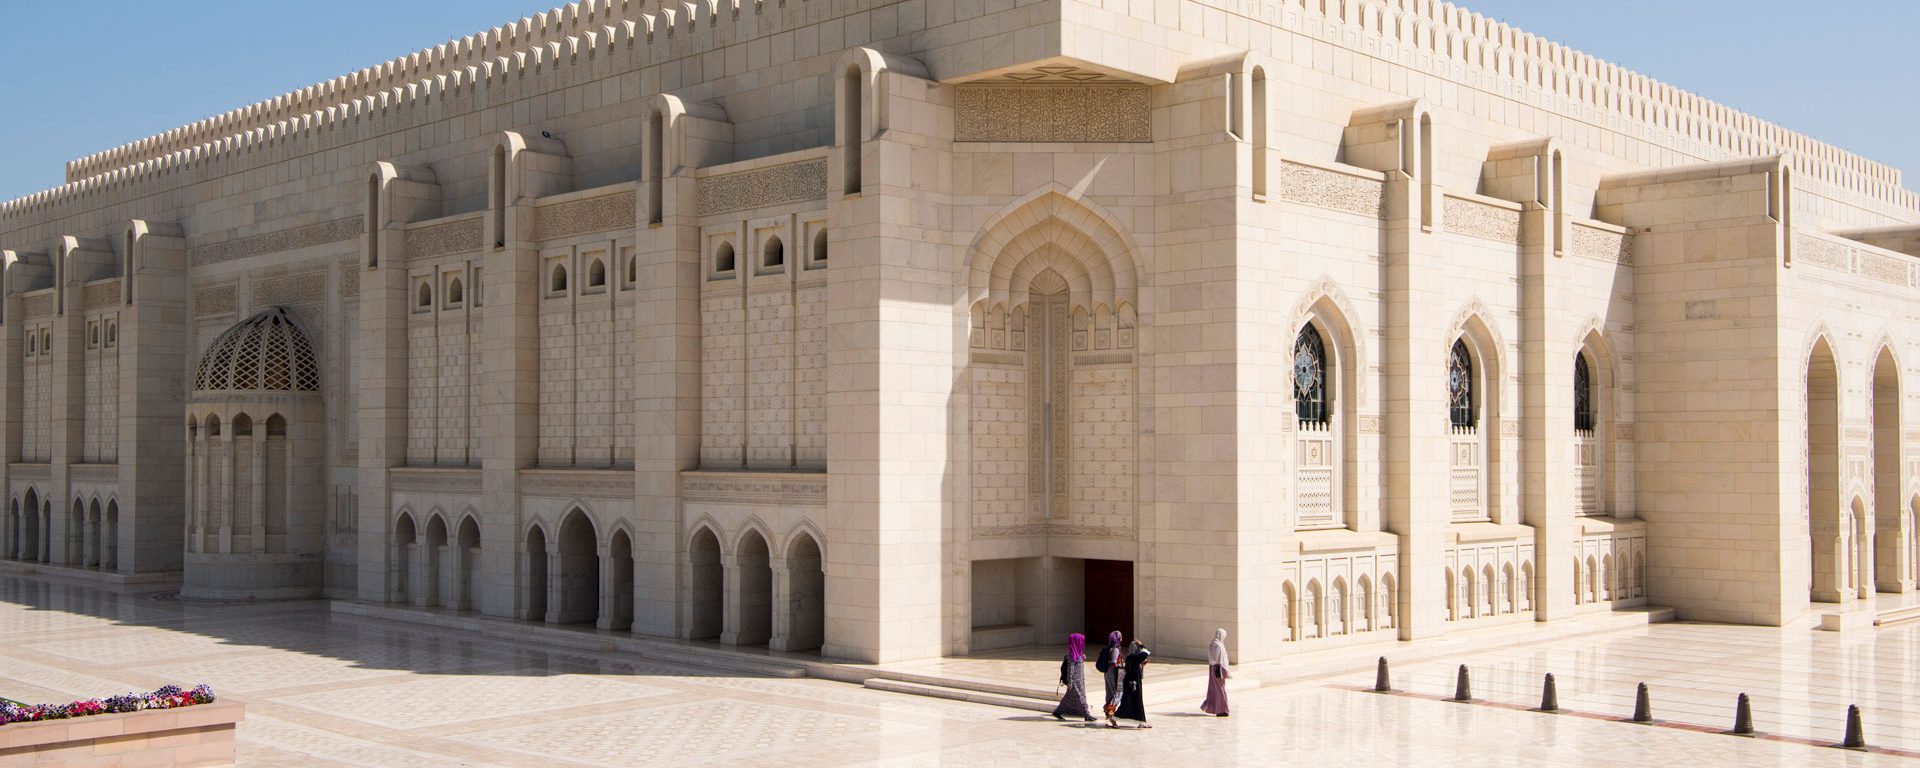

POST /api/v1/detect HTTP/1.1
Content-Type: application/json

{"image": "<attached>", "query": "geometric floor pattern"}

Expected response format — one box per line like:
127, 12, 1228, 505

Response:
1, 575, 1914, 766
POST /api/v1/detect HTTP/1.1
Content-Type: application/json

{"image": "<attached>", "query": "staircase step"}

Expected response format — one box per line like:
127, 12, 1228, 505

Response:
862, 670, 1057, 701
637, 645, 808, 678
863, 678, 1055, 712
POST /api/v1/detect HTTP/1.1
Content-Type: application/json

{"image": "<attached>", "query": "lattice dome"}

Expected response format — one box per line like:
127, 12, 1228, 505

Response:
193, 307, 320, 392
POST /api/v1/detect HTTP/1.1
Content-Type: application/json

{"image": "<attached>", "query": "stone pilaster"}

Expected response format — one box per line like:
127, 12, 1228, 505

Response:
823, 52, 950, 663
118, 222, 187, 574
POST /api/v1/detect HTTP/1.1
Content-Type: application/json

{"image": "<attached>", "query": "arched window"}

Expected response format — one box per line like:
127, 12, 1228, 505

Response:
763, 236, 785, 269
550, 264, 569, 293
447, 277, 464, 305
106, 324, 116, 346
1293, 325, 1329, 424
812, 229, 829, 264
1574, 352, 1594, 431
626, 256, 637, 286
715, 243, 736, 274
231, 413, 253, 437
417, 281, 433, 308
1448, 339, 1475, 428
588, 259, 606, 288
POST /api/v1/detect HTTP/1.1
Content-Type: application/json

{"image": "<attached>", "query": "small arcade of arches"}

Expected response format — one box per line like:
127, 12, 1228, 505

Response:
682, 524, 826, 652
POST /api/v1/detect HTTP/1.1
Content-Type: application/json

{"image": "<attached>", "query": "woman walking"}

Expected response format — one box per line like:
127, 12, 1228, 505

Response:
1200, 628, 1231, 716
1096, 631, 1126, 727
1111, 639, 1153, 729
1051, 633, 1096, 721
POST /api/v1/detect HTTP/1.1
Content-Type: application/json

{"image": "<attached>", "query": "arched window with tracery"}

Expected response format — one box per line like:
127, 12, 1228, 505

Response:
1574, 352, 1594, 432
1294, 325, 1329, 425
1448, 339, 1475, 428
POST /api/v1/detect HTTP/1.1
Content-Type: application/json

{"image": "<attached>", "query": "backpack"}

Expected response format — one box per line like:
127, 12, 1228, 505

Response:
1095, 648, 1114, 674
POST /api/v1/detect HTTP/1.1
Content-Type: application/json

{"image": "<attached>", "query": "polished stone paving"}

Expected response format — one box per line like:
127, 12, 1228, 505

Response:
1, 575, 1915, 766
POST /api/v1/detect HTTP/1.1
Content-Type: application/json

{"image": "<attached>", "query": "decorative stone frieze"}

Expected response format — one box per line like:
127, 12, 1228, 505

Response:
520, 469, 635, 500
954, 86, 1152, 143
533, 191, 636, 241
1860, 251, 1909, 286
973, 523, 1132, 539
193, 217, 362, 267
10, 463, 52, 483
388, 467, 482, 495
697, 161, 826, 216
681, 471, 827, 506
405, 218, 483, 260
1796, 234, 1849, 271
69, 463, 119, 484
82, 281, 121, 310
21, 292, 53, 319
1444, 197, 1521, 243
194, 285, 236, 316
1571, 224, 1632, 264
339, 263, 360, 298
1281, 162, 1385, 217
253, 271, 326, 306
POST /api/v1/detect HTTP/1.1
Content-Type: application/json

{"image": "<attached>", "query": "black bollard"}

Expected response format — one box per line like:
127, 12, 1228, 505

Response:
1731, 693, 1753, 736
1537, 673, 1558, 712
1631, 682, 1652, 723
1842, 704, 1866, 750
1451, 664, 1472, 702
1372, 657, 1391, 693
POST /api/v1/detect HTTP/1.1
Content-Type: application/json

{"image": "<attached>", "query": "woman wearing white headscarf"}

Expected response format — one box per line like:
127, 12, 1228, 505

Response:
1200, 628, 1230, 716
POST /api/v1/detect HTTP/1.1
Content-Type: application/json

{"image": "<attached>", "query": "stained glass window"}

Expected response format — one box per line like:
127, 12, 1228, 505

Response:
1448, 339, 1475, 428
1294, 325, 1329, 424
1574, 352, 1594, 431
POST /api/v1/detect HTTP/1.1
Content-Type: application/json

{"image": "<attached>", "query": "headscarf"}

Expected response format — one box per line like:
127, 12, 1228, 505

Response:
1209, 628, 1229, 667
1107, 631, 1123, 649
1067, 632, 1086, 662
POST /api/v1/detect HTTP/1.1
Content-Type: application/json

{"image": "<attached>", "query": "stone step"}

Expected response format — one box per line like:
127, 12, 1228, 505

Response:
1873, 604, 1920, 628
857, 669, 1059, 702
634, 643, 809, 679
862, 678, 1055, 713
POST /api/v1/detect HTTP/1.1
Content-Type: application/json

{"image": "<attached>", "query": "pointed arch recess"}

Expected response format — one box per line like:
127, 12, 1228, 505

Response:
965, 187, 1144, 314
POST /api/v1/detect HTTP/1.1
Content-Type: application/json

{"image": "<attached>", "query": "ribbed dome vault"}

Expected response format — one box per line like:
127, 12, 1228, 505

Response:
193, 307, 320, 392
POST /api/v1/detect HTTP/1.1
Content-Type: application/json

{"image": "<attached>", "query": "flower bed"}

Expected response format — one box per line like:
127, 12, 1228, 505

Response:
0, 685, 214, 726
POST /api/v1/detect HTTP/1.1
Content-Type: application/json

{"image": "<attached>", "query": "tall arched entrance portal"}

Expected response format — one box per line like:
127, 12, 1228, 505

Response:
963, 191, 1144, 650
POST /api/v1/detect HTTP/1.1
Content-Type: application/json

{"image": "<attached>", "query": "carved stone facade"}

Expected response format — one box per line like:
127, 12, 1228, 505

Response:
954, 86, 1153, 143
2, 0, 1918, 666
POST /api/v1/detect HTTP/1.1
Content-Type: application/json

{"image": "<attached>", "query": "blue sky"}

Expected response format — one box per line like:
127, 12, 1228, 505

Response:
0, 1, 1914, 201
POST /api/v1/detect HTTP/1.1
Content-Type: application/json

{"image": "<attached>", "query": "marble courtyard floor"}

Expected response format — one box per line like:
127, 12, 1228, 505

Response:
2, 576, 1915, 766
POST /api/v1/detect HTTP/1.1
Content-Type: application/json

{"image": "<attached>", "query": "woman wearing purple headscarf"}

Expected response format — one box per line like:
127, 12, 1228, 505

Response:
1095, 631, 1125, 726
1200, 628, 1230, 716
1051, 633, 1095, 721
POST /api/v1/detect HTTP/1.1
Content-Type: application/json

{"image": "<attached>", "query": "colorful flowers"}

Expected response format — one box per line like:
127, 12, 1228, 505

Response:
0, 685, 214, 726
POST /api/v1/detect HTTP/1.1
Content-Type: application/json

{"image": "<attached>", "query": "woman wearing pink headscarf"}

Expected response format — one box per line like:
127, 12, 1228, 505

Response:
1200, 628, 1231, 716
1051, 632, 1096, 721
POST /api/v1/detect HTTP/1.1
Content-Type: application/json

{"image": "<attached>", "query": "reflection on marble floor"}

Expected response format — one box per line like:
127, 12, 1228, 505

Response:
0, 575, 1913, 766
